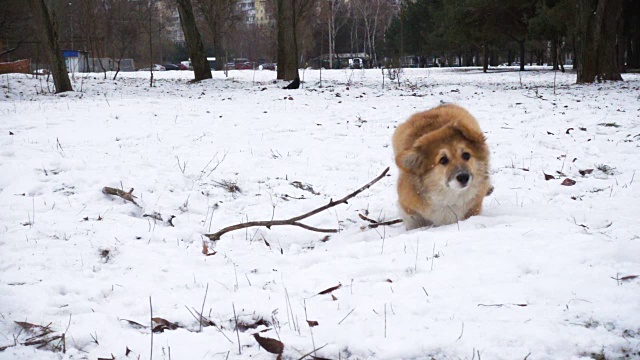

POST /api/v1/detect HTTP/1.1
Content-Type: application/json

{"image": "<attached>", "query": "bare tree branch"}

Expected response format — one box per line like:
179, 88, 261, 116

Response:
358, 213, 402, 228
368, 219, 403, 229
0, 38, 25, 57
205, 167, 390, 241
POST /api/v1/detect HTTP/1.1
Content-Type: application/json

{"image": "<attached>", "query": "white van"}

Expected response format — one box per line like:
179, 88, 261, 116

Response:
349, 58, 363, 69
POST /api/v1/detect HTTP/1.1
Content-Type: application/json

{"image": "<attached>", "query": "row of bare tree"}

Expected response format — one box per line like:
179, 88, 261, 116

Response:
2, 1, 386, 67
2, 0, 634, 92
1, 0, 400, 91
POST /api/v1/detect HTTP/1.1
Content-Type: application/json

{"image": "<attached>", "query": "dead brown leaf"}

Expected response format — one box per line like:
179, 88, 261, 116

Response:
237, 318, 271, 332
579, 169, 594, 176
202, 241, 208, 255
544, 173, 555, 181
620, 275, 639, 281
152, 317, 180, 333
15, 321, 50, 334
120, 319, 147, 329
318, 284, 342, 295
202, 241, 216, 256
306, 320, 319, 327
561, 178, 576, 186
253, 333, 284, 354
102, 187, 139, 206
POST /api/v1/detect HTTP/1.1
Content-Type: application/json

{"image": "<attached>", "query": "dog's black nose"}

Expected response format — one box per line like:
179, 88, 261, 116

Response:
456, 173, 470, 185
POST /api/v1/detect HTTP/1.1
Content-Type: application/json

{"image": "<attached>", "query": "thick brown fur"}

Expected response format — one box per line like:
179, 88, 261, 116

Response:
392, 104, 492, 229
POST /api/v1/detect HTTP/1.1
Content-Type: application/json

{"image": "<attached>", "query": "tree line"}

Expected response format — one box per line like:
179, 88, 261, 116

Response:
384, 0, 638, 81
0, 0, 637, 93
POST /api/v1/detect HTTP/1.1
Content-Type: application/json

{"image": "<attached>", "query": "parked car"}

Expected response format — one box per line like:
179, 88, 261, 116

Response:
235, 62, 255, 70
163, 64, 181, 71
138, 64, 166, 71
178, 63, 187, 70
259, 62, 276, 71
349, 58, 363, 69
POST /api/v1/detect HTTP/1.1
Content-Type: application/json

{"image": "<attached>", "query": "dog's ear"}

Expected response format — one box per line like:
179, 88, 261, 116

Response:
452, 122, 486, 144
396, 149, 425, 173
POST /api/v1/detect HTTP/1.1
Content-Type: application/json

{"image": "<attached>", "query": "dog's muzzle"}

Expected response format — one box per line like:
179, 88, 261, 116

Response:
448, 171, 472, 189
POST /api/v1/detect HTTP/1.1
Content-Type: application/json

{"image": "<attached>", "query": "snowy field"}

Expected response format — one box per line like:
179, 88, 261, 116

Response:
1, 67, 639, 360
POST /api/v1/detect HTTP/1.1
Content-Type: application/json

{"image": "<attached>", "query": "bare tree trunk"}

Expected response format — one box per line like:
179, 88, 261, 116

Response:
489, 49, 498, 67
196, 0, 235, 72
576, 0, 623, 83
276, 0, 299, 81
327, 0, 333, 69
148, 17, 154, 87
616, 7, 626, 72
350, 15, 358, 54
551, 37, 559, 70
326, 0, 348, 69
277, 0, 285, 79
176, 0, 212, 81
292, 0, 300, 74
27, 0, 73, 93
537, 49, 544, 65
624, 0, 640, 68
518, 40, 526, 71
362, 19, 370, 66
212, 27, 225, 71
558, 37, 566, 72
482, 44, 488, 73
629, 33, 640, 68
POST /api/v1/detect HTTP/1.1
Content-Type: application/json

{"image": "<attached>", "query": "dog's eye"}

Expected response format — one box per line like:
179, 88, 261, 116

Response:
439, 156, 449, 165
462, 152, 471, 161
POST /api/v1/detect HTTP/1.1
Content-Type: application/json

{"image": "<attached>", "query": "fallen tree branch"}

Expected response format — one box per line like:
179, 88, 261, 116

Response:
205, 167, 390, 241
477, 303, 528, 307
102, 187, 139, 206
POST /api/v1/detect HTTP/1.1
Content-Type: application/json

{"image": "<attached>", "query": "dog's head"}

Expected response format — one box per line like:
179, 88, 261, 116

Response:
395, 123, 488, 191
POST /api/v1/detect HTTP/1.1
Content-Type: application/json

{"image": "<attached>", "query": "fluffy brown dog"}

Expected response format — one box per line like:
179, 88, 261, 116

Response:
393, 104, 492, 230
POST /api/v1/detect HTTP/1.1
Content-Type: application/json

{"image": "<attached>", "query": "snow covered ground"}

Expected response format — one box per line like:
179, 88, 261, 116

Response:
1, 67, 639, 360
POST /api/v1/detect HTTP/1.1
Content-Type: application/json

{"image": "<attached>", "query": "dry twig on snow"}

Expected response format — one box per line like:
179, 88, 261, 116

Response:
358, 213, 403, 228
204, 167, 390, 241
